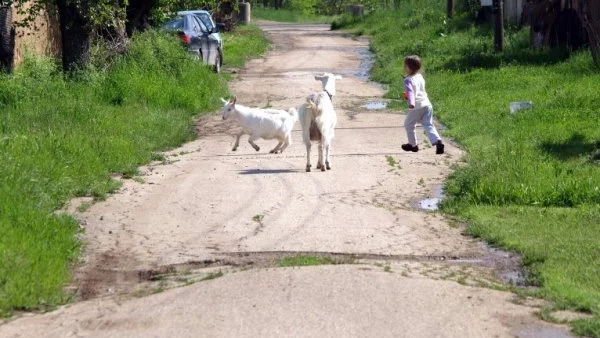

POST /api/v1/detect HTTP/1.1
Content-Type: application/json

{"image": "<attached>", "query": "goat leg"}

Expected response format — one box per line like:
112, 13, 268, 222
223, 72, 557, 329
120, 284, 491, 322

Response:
248, 136, 260, 152
317, 141, 325, 171
305, 142, 312, 172
325, 142, 331, 170
232, 133, 243, 151
270, 140, 284, 154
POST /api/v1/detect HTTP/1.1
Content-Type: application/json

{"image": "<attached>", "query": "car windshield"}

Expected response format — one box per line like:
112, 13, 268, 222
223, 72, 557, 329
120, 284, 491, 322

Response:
195, 13, 214, 31
164, 17, 184, 30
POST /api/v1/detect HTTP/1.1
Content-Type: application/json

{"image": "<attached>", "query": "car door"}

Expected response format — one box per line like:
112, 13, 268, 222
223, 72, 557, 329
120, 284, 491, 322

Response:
196, 13, 221, 47
186, 15, 204, 54
191, 15, 218, 66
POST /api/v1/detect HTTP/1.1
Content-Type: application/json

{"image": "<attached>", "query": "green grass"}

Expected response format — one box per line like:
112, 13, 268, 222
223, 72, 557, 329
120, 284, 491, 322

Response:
278, 255, 337, 267
0, 26, 268, 317
222, 24, 270, 68
200, 271, 224, 281
253, 7, 338, 23
465, 206, 600, 337
335, 2, 600, 335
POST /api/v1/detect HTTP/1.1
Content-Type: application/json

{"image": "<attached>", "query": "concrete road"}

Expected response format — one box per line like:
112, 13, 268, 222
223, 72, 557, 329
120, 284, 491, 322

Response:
0, 22, 573, 338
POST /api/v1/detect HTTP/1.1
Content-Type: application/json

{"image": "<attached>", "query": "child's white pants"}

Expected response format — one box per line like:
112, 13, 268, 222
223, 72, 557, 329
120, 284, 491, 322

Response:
404, 105, 441, 147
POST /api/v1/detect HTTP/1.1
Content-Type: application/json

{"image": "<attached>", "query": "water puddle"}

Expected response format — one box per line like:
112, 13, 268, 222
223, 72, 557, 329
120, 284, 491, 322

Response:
361, 101, 388, 110
417, 185, 445, 211
414, 186, 527, 286
354, 47, 375, 81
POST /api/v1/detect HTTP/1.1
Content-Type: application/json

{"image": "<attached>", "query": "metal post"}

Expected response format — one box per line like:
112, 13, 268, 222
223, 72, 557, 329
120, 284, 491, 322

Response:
493, 0, 504, 52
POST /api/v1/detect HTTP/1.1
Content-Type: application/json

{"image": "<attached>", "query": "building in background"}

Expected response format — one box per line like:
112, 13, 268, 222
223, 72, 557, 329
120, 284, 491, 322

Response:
0, 2, 61, 70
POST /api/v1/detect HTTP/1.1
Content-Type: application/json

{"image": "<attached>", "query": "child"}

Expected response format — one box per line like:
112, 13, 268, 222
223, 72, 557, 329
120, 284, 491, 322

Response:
401, 55, 444, 155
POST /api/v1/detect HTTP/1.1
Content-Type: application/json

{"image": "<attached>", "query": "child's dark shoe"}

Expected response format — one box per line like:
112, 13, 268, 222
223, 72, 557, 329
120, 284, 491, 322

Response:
435, 140, 445, 155
402, 144, 419, 152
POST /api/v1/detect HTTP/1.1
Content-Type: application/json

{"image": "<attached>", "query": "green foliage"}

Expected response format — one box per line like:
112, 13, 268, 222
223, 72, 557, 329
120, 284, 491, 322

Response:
9, 0, 126, 29
286, 0, 318, 15
151, 0, 224, 25
278, 256, 337, 267
337, 1, 600, 334
252, 6, 338, 23
250, 0, 396, 16
221, 24, 270, 67
0, 26, 267, 316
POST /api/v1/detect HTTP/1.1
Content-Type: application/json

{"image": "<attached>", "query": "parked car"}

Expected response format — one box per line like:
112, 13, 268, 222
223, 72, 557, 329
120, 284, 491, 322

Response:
177, 10, 223, 47
163, 12, 224, 73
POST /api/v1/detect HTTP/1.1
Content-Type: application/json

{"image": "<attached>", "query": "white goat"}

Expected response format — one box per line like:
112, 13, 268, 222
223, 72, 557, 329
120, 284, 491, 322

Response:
221, 97, 298, 154
290, 92, 337, 172
314, 73, 343, 102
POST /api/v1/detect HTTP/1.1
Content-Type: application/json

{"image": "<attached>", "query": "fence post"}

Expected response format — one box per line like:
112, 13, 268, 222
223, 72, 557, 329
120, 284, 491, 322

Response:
493, 0, 504, 52
346, 5, 364, 18
238, 2, 251, 25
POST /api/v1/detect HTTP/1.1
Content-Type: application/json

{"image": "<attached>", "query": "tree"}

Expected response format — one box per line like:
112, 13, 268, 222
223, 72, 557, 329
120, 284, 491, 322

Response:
0, 3, 15, 72
577, 0, 600, 66
6, 0, 127, 72
126, 0, 158, 36
55, 0, 91, 71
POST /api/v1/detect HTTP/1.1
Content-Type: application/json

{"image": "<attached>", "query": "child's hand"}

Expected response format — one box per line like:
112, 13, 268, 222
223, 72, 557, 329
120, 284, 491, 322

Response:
403, 92, 408, 100
409, 104, 415, 109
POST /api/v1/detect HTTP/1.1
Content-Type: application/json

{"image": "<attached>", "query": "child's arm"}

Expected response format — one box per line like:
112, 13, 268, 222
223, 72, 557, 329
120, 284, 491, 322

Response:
404, 78, 415, 109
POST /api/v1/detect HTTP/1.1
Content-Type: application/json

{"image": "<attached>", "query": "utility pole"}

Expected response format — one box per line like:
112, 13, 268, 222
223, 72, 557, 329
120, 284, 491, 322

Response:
447, 0, 453, 18
493, 0, 504, 52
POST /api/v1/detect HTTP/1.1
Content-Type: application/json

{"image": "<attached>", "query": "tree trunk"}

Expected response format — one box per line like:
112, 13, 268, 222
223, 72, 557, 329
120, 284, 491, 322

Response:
0, 4, 15, 73
578, 0, 600, 66
126, 0, 158, 36
57, 0, 91, 72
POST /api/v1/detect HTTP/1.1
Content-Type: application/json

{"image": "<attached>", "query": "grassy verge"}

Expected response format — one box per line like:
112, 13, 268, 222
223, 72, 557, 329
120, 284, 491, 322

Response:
0, 26, 268, 317
222, 24, 270, 68
334, 2, 600, 336
253, 7, 338, 23
279, 255, 337, 267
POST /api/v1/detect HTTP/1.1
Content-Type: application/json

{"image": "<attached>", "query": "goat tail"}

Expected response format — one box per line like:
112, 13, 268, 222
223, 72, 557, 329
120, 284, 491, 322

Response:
306, 93, 320, 113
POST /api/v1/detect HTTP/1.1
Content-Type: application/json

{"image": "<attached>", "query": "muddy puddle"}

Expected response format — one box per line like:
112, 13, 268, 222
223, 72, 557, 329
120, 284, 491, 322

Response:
417, 184, 445, 211
412, 186, 527, 286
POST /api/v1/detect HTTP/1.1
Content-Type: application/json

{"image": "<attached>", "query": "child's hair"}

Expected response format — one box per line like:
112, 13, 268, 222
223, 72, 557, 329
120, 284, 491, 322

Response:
404, 55, 422, 74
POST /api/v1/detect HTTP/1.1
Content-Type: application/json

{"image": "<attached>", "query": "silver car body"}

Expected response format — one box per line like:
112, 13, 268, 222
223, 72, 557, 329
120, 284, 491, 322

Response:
177, 10, 222, 48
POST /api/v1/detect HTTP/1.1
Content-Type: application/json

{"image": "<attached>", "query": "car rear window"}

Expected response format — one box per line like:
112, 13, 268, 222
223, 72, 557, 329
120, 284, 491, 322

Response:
164, 17, 184, 30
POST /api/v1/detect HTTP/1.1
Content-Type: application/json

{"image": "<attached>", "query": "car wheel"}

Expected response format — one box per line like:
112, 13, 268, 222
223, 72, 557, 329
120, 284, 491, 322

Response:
213, 53, 221, 73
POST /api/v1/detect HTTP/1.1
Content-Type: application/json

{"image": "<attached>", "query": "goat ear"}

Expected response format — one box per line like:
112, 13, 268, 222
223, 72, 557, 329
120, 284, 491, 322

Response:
220, 98, 228, 104
231, 96, 237, 105
314, 75, 322, 80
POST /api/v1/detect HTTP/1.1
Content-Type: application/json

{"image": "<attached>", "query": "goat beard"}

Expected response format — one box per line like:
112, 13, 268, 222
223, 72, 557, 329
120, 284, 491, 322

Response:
309, 120, 322, 141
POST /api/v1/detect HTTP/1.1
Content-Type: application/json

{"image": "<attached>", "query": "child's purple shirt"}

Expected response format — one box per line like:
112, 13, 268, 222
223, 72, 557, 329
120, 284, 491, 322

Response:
404, 77, 415, 107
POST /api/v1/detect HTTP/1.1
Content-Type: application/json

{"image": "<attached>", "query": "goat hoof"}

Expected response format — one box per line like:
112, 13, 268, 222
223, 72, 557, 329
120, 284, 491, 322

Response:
316, 163, 323, 170
254, 147, 260, 152
232, 148, 237, 152
326, 162, 331, 170
321, 166, 326, 172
